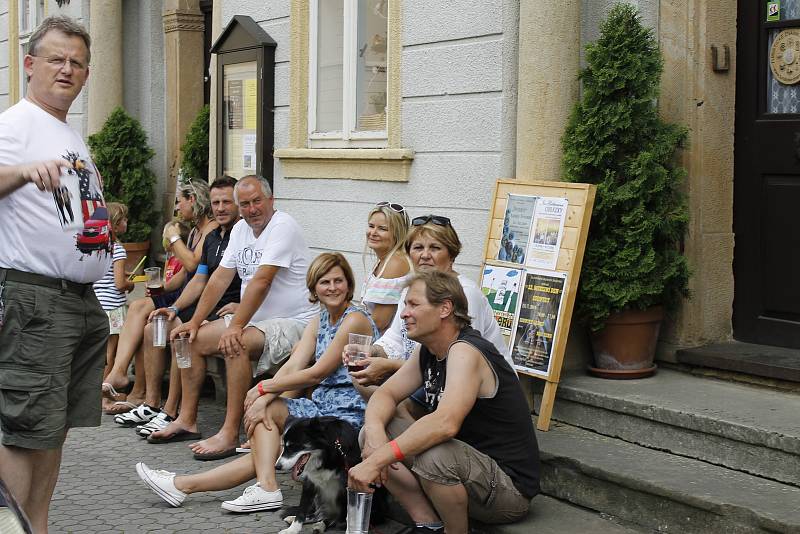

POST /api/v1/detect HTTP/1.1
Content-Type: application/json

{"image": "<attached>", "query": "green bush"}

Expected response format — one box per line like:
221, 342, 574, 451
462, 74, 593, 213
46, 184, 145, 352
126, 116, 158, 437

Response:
181, 105, 210, 182
562, 3, 690, 331
88, 107, 158, 242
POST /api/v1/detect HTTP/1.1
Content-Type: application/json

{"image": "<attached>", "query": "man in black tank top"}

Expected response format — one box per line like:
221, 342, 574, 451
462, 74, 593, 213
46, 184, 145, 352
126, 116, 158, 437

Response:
349, 271, 540, 533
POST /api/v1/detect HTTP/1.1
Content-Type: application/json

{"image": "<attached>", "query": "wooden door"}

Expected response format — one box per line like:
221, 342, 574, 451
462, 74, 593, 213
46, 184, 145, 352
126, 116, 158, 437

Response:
734, 0, 800, 347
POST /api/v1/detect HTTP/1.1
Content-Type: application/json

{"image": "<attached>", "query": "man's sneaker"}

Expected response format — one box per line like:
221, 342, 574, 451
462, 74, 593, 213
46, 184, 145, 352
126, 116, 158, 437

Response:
114, 404, 159, 427
136, 411, 174, 437
135, 462, 186, 507
221, 484, 282, 513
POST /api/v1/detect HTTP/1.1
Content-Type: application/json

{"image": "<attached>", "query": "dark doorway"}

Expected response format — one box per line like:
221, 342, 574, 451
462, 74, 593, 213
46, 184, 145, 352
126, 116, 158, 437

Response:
734, 0, 800, 348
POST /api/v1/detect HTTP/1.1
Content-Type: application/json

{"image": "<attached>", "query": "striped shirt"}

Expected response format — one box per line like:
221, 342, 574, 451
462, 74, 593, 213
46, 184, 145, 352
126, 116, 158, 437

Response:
93, 242, 128, 310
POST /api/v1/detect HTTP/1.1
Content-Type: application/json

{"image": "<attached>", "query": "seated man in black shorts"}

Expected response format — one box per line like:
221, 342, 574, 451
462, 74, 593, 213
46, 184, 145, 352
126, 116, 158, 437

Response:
115, 177, 242, 431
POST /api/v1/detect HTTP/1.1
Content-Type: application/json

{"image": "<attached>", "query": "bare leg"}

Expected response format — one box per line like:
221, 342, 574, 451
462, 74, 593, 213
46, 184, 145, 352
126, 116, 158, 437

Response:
419, 479, 469, 534
0, 444, 63, 534
190, 327, 264, 455
172, 453, 256, 494
143, 321, 169, 409
163, 357, 182, 417
150, 319, 226, 440
384, 463, 441, 524
128, 346, 147, 404
101, 335, 120, 411
104, 297, 154, 390
249, 399, 290, 491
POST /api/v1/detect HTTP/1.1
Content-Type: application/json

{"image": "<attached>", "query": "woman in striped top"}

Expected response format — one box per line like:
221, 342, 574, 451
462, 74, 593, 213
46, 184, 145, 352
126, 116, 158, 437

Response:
94, 202, 135, 413
360, 202, 413, 333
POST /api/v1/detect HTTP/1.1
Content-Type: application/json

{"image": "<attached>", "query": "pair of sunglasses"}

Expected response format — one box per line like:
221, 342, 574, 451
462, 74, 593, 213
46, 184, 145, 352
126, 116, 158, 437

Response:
376, 201, 405, 213
412, 215, 451, 227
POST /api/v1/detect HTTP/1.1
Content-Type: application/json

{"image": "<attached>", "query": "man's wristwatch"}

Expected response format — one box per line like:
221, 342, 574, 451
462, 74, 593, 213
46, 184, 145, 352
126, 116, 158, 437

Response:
167, 305, 180, 315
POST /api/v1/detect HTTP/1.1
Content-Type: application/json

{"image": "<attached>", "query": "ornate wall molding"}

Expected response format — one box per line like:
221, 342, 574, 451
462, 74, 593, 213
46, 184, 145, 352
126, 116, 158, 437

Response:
163, 11, 205, 34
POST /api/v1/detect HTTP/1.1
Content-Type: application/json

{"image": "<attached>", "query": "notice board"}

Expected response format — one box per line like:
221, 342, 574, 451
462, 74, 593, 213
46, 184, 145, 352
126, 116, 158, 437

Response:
481, 180, 595, 431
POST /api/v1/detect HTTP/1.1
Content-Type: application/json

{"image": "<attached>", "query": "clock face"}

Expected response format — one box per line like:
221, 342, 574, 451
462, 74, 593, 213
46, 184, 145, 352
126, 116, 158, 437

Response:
770, 29, 800, 85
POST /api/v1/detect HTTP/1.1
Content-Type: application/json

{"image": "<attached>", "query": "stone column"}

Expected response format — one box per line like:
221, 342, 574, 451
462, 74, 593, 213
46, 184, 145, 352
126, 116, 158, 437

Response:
163, 0, 205, 201
87, 0, 123, 135
515, 0, 581, 181
207, 2, 223, 182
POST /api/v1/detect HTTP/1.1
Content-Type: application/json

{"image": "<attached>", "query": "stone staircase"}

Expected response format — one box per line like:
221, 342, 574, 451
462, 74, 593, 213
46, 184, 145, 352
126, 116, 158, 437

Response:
533, 368, 800, 533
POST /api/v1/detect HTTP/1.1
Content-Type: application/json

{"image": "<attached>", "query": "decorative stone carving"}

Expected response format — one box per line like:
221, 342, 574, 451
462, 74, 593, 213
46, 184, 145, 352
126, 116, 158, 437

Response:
163, 12, 205, 34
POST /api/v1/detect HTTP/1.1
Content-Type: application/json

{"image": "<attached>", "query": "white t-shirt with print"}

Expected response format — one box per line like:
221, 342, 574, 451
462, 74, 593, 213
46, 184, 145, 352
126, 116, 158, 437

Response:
0, 99, 111, 283
220, 212, 316, 324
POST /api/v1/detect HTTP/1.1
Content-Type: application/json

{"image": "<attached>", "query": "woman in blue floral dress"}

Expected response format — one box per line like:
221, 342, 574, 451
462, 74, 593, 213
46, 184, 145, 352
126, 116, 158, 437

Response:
135, 252, 378, 513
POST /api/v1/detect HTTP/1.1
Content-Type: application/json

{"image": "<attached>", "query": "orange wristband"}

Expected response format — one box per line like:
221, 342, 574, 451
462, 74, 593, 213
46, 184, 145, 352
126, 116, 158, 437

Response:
257, 381, 266, 396
389, 439, 405, 461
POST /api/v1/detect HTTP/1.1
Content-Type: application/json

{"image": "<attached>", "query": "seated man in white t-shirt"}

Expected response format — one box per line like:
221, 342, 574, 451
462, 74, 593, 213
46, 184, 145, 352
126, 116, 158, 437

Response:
150, 175, 316, 460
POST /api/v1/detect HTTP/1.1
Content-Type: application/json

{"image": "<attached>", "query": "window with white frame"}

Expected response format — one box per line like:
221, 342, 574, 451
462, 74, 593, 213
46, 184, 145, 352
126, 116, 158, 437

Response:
18, 0, 45, 95
309, 0, 388, 148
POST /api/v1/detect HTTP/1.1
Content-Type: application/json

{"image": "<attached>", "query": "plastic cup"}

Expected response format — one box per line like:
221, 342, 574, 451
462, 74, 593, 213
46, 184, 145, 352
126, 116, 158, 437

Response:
173, 335, 192, 368
153, 315, 167, 347
346, 333, 372, 372
145, 267, 163, 296
346, 488, 373, 534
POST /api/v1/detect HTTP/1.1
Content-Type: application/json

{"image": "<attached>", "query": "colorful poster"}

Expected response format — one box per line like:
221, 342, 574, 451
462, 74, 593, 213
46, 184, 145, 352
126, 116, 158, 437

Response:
242, 134, 257, 171
510, 270, 567, 377
480, 264, 523, 336
227, 80, 243, 130
768, 1, 781, 21
497, 194, 536, 264
526, 197, 568, 270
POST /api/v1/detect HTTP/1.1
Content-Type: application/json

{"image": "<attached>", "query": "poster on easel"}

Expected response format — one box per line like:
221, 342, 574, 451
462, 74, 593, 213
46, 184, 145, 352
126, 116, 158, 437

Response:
496, 194, 537, 264
480, 264, 523, 337
526, 197, 568, 270
510, 270, 567, 377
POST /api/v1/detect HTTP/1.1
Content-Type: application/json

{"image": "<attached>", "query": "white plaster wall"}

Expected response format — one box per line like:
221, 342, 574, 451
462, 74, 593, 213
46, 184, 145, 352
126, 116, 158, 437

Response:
221, 0, 518, 287
61, 0, 88, 133
122, 1, 167, 214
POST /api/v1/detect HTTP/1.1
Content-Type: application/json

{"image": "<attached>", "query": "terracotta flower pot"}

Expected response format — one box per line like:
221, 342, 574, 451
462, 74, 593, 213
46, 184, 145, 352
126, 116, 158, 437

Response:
122, 241, 150, 275
588, 306, 663, 379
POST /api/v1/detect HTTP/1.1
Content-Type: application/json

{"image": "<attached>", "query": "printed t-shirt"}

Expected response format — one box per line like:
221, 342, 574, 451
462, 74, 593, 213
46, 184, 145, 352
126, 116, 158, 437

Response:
92, 242, 128, 310
220, 212, 316, 323
0, 99, 111, 282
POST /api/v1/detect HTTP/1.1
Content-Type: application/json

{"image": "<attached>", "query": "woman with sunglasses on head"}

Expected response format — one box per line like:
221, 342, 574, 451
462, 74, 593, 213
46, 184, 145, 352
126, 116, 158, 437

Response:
346, 214, 513, 400
360, 202, 413, 333
102, 179, 219, 416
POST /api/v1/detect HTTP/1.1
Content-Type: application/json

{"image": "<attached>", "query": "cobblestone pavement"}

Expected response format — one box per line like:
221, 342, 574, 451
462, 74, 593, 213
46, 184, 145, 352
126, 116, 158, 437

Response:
49, 397, 406, 534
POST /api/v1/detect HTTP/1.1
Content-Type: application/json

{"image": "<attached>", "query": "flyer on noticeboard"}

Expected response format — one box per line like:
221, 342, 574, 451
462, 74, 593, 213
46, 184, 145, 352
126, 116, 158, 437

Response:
480, 264, 523, 336
496, 194, 537, 265
525, 197, 568, 270
510, 269, 567, 377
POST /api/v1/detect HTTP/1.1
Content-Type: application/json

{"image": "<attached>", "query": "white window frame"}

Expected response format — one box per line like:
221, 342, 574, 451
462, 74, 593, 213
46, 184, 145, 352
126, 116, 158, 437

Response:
307, 0, 388, 148
18, 0, 45, 96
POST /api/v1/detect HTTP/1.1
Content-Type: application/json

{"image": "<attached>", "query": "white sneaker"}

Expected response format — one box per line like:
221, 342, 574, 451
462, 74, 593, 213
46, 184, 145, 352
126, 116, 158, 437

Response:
135, 462, 187, 507
221, 484, 282, 513
136, 411, 174, 437
115, 404, 158, 426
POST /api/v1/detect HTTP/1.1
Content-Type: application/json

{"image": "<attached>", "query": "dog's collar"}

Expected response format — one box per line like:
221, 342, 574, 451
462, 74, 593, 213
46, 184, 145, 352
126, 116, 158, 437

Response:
334, 438, 350, 472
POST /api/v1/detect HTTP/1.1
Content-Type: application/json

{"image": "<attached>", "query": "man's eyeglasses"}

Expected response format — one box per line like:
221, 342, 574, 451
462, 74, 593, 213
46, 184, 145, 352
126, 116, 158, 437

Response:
376, 201, 405, 213
412, 215, 451, 227
30, 54, 88, 71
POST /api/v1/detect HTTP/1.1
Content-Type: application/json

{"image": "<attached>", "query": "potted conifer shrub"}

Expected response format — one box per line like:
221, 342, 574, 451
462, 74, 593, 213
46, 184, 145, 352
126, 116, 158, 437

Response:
562, 3, 690, 378
88, 107, 158, 273
180, 105, 210, 183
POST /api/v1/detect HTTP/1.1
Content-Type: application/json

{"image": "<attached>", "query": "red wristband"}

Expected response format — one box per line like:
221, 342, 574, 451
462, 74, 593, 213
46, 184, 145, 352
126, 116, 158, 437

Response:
389, 439, 405, 462
257, 381, 266, 396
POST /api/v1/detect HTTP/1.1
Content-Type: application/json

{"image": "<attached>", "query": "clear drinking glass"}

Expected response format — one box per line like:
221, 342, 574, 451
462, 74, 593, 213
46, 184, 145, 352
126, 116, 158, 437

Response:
346, 488, 373, 534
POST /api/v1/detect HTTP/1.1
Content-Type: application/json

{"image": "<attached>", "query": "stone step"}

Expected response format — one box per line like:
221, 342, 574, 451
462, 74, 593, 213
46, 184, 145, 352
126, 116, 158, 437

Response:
537, 422, 800, 534
676, 341, 800, 383
546, 369, 800, 486
480, 495, 646, 533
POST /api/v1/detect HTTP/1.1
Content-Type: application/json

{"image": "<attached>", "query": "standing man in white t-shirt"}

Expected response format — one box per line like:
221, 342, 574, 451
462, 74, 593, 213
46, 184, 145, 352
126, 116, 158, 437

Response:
152, 175, 316, 460
0, 16, 111, 531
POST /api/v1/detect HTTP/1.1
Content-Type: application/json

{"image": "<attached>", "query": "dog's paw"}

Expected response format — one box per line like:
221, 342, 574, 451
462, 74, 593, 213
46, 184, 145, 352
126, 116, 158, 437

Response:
309, 520, 327, 534
278, 520, 303, 534
282, 515, 295, 525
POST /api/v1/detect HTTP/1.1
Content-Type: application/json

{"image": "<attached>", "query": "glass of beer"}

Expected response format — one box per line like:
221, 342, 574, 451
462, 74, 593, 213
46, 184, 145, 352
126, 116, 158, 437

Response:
346, 334, 372, 372
144, 267, 163, 296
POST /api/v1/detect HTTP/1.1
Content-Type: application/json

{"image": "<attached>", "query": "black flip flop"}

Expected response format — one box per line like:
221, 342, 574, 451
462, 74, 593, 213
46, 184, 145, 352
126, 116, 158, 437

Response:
146, 429, 202, 444
193, 447, 238, 461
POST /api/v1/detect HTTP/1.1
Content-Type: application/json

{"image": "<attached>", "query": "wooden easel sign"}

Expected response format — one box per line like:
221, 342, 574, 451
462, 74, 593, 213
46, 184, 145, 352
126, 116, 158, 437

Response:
481, 180, 596, 431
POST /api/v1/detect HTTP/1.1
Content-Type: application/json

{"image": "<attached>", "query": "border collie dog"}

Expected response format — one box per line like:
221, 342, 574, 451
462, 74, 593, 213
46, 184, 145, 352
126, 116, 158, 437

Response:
275, 416, 386, 534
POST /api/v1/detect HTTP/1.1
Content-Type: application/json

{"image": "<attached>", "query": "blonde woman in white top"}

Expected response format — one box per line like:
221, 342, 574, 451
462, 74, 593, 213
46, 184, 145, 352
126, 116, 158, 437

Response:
360, 202, 413, 332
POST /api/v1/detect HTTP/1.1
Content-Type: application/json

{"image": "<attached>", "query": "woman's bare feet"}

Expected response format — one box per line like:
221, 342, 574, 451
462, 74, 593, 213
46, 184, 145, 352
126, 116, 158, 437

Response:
189, 431, 238, 456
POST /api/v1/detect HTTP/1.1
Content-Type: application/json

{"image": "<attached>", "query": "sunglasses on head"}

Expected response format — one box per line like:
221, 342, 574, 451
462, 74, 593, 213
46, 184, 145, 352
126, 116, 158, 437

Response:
412, 215, 451, 227
376, 201, 406, 213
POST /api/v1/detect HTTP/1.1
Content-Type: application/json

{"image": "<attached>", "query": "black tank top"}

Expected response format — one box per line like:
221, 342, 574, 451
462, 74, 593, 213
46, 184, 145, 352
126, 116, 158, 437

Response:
418, 326, 541, 498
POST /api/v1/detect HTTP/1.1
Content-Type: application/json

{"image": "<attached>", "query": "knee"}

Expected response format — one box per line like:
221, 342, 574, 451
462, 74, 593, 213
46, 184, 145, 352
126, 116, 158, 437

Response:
143, 323, 153, 342
130, 299, 151, 315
